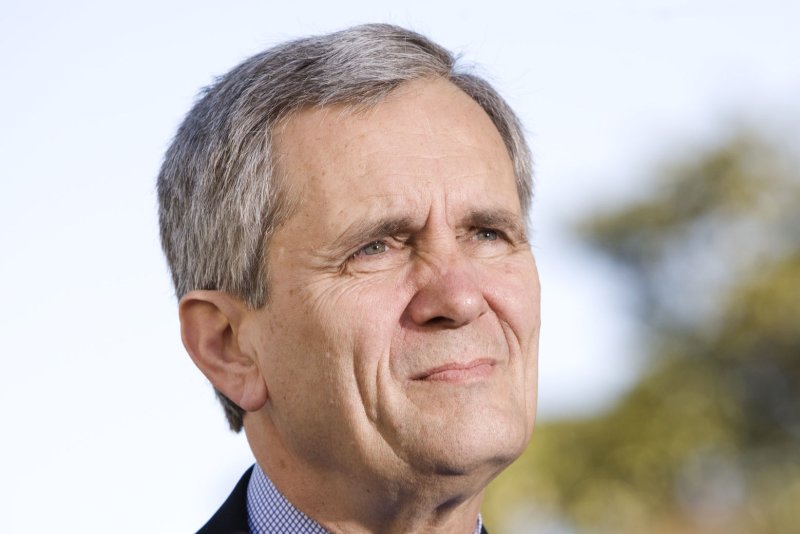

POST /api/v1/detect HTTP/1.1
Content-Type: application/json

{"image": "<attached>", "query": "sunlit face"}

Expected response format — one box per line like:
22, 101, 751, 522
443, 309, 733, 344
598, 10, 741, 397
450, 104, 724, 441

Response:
246, 78, 540, 489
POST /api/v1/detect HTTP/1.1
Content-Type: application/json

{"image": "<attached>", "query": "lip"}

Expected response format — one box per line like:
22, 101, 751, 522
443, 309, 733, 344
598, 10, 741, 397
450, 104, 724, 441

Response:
412, 358, 496, 383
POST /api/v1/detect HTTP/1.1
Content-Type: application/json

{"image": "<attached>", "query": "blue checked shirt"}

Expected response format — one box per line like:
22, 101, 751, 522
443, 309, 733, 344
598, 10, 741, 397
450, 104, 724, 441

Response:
246, 463, 483, 533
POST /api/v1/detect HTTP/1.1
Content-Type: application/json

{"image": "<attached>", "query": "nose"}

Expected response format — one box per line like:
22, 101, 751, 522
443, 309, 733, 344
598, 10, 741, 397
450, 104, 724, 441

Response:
405, 252, 489, 328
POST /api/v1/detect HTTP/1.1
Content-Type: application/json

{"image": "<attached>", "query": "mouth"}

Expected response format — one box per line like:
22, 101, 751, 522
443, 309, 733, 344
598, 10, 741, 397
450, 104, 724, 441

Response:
411, 358, 496, 383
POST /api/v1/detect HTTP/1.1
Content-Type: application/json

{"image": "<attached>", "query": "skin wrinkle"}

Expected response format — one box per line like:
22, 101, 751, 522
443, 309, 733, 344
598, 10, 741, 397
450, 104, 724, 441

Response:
348, 210, 520, 261
296, 276, 392, 450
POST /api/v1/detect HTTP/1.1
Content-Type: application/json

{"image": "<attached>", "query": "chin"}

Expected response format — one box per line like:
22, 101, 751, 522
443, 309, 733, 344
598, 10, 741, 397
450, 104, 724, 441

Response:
407, 411, 533, 480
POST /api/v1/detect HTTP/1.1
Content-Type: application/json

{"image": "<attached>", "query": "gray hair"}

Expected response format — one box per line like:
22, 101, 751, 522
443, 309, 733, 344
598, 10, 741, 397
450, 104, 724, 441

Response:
157, 23, 533, 432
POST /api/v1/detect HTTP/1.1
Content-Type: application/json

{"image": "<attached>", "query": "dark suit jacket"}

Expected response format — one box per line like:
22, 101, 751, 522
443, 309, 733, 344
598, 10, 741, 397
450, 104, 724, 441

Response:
196, 466, 253, 534
196, 466, 489, 533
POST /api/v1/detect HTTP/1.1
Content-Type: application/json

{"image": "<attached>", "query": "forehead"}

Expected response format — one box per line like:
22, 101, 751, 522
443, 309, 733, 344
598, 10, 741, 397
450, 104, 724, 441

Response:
272, 78, 520, 226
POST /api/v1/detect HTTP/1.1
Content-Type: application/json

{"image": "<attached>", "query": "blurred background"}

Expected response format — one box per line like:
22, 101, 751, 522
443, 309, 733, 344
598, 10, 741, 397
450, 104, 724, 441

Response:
1, 1, 798, 532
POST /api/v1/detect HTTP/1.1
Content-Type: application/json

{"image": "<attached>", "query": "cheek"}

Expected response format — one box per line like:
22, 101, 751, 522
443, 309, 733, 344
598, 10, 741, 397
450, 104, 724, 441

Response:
287, 274, 414, 428
297, 272, 411, 362
481, 256, 541, 341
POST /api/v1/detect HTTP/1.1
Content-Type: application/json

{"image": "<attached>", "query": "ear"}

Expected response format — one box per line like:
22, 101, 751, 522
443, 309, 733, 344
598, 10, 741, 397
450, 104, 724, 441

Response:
179, 290, 268, 412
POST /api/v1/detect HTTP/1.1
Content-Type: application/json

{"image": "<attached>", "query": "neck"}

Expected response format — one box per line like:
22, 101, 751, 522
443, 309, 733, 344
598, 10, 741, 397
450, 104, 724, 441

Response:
244, 413, 489, 534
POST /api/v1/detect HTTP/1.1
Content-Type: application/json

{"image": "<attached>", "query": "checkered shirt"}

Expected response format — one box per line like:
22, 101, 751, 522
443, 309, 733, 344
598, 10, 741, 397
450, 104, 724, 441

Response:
246, 463, 483, 533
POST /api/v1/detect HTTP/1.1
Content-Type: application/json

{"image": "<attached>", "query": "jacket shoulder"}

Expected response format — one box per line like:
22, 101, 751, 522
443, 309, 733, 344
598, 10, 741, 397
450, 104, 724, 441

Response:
196, 466, 254, 534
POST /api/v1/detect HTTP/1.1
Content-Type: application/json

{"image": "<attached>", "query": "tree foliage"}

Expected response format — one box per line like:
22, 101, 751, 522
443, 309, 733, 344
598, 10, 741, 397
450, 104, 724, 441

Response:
484, 130, 800, 533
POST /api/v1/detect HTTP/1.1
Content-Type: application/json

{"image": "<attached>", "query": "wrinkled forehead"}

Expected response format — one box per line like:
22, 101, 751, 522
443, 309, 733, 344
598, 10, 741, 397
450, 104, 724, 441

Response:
270, 78, 518, 214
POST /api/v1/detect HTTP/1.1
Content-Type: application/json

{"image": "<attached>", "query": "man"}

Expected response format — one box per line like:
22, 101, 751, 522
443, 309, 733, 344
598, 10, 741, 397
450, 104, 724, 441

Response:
158, 24, 540, 533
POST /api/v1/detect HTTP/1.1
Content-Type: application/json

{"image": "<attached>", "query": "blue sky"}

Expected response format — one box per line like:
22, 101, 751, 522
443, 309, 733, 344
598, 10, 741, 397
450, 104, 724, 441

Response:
1, 1, 798, 531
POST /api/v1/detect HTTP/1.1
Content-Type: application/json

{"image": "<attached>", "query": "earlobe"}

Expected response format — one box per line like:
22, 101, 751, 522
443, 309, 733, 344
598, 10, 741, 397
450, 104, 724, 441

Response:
179, 290, 268, 412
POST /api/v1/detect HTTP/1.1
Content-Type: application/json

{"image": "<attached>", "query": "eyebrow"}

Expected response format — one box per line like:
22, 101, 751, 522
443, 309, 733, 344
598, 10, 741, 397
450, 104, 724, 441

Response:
326, 215, 418, 254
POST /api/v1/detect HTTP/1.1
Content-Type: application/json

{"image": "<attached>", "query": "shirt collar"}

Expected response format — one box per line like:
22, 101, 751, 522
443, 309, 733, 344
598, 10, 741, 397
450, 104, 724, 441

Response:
246, 463, 483, 533
246, 463, 328, 533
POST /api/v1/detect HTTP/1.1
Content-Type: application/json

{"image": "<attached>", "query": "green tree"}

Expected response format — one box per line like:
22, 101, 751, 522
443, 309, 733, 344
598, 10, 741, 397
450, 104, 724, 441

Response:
484, 130, 800, 533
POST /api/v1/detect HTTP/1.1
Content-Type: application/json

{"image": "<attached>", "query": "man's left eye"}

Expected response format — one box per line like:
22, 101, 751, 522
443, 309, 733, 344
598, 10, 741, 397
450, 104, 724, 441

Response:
475, 229, 499, 241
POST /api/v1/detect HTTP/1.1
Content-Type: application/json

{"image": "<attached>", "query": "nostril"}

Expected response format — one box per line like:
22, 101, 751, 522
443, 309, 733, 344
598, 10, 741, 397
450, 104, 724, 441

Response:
405, 266, 488, 327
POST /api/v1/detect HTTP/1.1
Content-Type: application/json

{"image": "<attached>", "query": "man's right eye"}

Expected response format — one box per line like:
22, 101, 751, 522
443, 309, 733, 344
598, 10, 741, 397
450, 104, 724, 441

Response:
354, 241, 387, 258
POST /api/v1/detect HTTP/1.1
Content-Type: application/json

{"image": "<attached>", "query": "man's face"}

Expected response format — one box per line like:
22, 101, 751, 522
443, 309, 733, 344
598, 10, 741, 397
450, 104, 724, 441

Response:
245, 78, 540, 487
